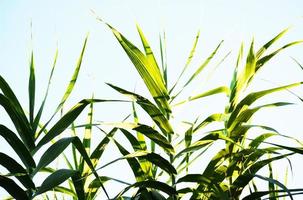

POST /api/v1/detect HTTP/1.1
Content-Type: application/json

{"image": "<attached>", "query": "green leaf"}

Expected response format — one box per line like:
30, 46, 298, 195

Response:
256, 41, 303, 73
177, 174, 211, 184
256, 174, 288, 200
71, 171, 85, 200
228, 82, 302, 127
108, 24, 171, 115
193, 113, 225, 133
242, 189, 303, 200
231, 153, 294, 195
28, 51, 35, 126
249, 133, 277, 149
175, 130, 237, 158
174, 86, 230, 106
35, 99, 107, 151
35, 169, 77, 197
0, 153, 35, 189
114, 180, 177, 199
0, 125, 36, 169
36, 35, 88, 138
169, 30, 200, 94
113, 140, 146, 181
108, 83, 173, 135
172, 40, 223, 100
35, 136, 109, 198
0, 175, 28, 200
0, 94, 34, 150
33, 48, 58, 134
79, 98, 94, 173
137, 24, 164, 86
256, 28, 289, 58
228, 102, 293, 131
133, 124, 175, 154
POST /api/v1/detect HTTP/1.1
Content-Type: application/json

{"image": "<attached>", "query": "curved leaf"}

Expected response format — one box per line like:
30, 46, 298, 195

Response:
35, 169, 77, 197
0, 125, 36, 168
115, 180, 177, 199
0, 175, 28, 200
0, 153, 35, 189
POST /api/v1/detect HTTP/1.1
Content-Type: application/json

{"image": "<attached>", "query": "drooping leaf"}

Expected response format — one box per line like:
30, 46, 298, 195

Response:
0, 125, 36, 168
0, 153, 35, 189
107, 83, 173, 135
0, 94, 34, 150
0, 175, 28, 200
35, 169, 77, 197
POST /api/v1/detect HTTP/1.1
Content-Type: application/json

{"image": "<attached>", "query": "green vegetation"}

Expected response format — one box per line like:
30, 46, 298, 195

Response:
1, 21, 303, 200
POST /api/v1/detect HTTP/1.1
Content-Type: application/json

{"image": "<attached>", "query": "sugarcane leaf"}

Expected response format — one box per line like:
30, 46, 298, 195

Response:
0, 94, 34, 150
177, 174, 211, 184
231, 153, 294, 193
133, 124, 174, 154
256, 41, 303, 73
171, 40, 223, 101
242, 189, 303, 200
136, 24, 164, 85
71, 170, 85, 200
36, 35, 88, 138
33, 48, 58, 133
249, 133, 277, 149
228, 82, 302, 127
228, 102, 293, 131
0, 153, 35, 189
0, 76, 30, 129
35, 169, 77, 197
174, 86, 230, 106
193, 113, 225, 133
0, 175, 28, 200
35, 136, 109, 198
113, 140, 146, 181
90, 128, 118, 168
114, 180, 177, 199
0, 125, 35, 168
108, 24, 170, 115
35, 99, 110, 151
256, 28, 289, 58
175, 130, 237, 158
53, 186, 76, 198
28, 51, 35, 126
107, 83, 173, 135
79, 98, 94, 173
170, 31, 200, 94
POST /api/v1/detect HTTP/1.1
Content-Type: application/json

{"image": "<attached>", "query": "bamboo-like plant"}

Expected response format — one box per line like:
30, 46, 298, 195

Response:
0, 35, 111, 200
100, 23, 303, 200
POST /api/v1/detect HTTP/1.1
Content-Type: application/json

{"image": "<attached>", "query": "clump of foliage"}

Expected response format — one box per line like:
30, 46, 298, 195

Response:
1, 20, 303, 200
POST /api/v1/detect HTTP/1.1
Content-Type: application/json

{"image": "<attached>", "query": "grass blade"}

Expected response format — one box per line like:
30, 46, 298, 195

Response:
33, 48, 58, 134
28, 51, 35, 126
169, 31, 200, 94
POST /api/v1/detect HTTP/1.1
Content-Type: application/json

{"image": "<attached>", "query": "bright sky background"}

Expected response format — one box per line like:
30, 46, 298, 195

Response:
1, 0, 303, 199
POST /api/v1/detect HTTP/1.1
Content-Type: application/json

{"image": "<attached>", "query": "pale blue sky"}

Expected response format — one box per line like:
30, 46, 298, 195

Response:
1, 0, 303, 198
